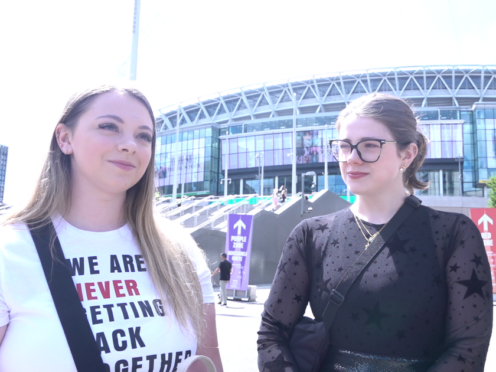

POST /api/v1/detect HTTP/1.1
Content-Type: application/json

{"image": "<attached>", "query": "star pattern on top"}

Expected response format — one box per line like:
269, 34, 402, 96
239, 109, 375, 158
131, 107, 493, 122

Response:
363, 302, 390, 330
316, 223, 329, 233
258, 208, 492, 371
456, 269, 487, 300
263, 353, 294, 371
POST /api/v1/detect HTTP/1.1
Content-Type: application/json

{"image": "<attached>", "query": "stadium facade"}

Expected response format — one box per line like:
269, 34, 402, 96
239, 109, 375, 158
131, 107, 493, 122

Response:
153, 65, 496, 200
0, 145, 8, 203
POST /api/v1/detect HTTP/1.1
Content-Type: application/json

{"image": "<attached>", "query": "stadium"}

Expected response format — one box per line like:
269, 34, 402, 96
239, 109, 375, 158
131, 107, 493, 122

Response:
153, 65, 496, 209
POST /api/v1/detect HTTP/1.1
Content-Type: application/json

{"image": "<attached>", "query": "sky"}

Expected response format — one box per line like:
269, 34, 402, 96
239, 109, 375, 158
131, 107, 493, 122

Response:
1, 0, 496, 205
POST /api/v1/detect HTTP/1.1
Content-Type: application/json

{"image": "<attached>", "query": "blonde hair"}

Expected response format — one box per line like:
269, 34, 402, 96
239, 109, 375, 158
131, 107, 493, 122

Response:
3, 85, 205, 338
336, 93, 429, 194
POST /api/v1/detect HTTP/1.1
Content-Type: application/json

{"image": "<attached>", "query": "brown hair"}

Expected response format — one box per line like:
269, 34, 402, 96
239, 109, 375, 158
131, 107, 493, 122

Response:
3, 85, 205, 339
336, 93, 429, 194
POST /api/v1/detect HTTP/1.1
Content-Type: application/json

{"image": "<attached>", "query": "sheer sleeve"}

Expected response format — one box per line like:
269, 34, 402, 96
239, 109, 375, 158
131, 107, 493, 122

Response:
257, 221, 311, 372
428, 215, 493, 372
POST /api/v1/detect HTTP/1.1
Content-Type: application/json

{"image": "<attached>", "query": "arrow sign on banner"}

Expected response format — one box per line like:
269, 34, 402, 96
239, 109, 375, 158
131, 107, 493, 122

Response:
233, 218, 246, 235
478, 213, 494, 232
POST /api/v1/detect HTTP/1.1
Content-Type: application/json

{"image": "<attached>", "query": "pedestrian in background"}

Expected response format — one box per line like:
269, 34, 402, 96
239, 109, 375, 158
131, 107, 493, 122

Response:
258, 93, 492, 371
211, 253, 232, 306
0, 85, 223, 372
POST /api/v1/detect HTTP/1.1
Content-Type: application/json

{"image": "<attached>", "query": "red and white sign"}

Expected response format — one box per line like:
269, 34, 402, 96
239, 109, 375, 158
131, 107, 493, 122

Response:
470, 208, 496, 293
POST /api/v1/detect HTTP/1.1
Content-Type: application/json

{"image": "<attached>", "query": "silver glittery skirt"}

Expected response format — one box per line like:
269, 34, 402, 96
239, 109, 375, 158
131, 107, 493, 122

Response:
320, 347, 436, 372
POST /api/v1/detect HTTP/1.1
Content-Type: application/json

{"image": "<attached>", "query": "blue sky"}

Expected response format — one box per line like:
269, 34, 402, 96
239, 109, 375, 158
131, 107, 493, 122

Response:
1, 0, 495, 204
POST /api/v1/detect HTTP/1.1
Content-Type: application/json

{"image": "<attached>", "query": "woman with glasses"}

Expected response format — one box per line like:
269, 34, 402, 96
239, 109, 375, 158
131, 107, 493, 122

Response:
258, 93, 492, 371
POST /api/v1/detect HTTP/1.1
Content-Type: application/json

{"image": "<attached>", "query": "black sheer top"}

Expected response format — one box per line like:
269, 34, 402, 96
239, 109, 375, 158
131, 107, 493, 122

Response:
257, 205, 492, 371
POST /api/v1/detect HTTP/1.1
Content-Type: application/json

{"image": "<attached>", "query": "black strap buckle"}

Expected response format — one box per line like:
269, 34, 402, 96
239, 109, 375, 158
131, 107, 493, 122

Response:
405, 195, 422, 208
330, 289, 345, 306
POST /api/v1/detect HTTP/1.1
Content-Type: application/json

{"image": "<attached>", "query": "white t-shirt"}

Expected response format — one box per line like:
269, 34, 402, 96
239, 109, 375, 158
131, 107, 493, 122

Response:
0, 218, 214, 372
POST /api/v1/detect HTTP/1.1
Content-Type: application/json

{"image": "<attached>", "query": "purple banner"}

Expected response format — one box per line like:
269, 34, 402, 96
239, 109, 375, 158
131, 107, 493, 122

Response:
225, 214, 254, 291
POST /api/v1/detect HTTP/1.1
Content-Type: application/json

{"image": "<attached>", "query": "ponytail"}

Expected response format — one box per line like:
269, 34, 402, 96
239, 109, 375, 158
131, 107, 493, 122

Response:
403, 130, 429, 194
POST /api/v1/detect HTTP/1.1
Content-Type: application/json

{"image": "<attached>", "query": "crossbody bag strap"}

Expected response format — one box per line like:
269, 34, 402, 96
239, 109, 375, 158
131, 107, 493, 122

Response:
321, 195, 422, 332
28, 221, 106, 372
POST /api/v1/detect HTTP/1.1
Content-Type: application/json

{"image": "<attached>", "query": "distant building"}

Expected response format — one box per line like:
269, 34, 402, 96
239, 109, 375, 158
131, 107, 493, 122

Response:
153, 65, 496, 204
0, 145, 7, 203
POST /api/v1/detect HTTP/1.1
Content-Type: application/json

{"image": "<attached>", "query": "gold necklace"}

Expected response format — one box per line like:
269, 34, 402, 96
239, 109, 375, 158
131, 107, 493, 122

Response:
353, 213, 390, 249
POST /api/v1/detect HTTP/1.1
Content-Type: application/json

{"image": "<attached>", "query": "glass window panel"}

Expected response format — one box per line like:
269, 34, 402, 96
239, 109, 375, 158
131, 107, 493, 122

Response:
274, 149, 283, 165
488, 157, 496, 168
430, 125, 441, 142
284, 152, 293, 165
264, 134, 274, 150
278, 119, 292, 129
431, 142, 442, 158
441, 140, 451, 158
229, 154, 238, 169
238, 153, 247, 168
262, 121, 276, 131
221, 140, 227, 154
478, 141, 487, 157
419, 110, 439, 120
256, 136, 264, 151
477, 128, 486, 141
229, 138, 238, 153
247, 122, 261, 132
441, 124, 451, 140
454, 141, 463, 157
453, 124, 465, 138
264, 150, 274, 166
274, 133, 283, 149
283, 133, 292, 148
247, 152, 256, 167
229, 125, 243, 135
238, 137, 247, 153
440, 110, 459, 120
487, 131, 496, 159
246, 136, 255, 151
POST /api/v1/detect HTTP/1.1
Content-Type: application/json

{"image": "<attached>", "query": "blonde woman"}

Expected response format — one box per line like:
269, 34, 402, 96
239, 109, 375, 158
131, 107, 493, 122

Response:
0, 86, 222, 372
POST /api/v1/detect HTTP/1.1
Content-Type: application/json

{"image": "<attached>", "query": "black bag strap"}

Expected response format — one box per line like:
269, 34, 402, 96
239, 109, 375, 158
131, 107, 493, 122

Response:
28, 221, 106, 372
321, 195, 422, 332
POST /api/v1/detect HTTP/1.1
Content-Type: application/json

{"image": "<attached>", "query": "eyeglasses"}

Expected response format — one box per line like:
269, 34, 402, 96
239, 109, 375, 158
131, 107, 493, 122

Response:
329, 139, 400, 163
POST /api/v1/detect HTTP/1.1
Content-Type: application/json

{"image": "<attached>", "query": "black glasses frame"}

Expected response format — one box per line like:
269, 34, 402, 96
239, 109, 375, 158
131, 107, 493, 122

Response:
328, 139, 399, 163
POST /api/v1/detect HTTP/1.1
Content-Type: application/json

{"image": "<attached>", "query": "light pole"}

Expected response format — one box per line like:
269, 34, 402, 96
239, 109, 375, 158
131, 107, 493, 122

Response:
256, 152, 264, 197
292, 92, 297, 197
180, 156, 185, 199
324, 124, 328, 191
301, 171, 316, 216
172, 107, 180, 203
455, 154, 464, 196
220, 135, 231, 198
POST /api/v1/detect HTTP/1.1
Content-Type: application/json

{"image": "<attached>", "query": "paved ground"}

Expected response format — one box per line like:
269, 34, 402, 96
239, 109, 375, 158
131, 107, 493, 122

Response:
214, 286, 496, 372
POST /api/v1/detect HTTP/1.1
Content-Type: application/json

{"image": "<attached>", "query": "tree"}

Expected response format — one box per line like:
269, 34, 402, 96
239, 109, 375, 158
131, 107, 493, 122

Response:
488, 175, 496, 208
